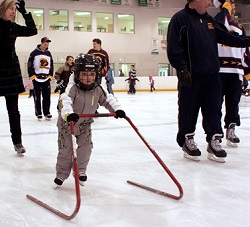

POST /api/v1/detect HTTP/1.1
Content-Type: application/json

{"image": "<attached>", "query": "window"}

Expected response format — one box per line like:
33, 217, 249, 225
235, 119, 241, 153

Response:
158, 63, 171, 76
96, 13, 113, 33
49, 10, 68, 31
119, 63, 135, 77
158, 17, 171, 36
73, 11, 92, 32
118, 14, 134, 34
26, 8, 44, 30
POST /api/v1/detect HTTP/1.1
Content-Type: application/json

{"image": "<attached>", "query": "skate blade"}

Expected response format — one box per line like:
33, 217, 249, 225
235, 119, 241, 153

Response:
54, 184, 62, 189
183, 152, 200, 161
79, 181, 85, 186
207, 153, 225, 163
226, 140, 238, 147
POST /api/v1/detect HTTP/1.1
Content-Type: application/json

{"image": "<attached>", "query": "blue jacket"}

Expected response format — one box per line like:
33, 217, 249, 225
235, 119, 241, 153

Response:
167, 3, 250, 77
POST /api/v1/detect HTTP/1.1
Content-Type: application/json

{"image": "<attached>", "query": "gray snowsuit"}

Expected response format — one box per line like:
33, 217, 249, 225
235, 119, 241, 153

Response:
56, 74, 123, 180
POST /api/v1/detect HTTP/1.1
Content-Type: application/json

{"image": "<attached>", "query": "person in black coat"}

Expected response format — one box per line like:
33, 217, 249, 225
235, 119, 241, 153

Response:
0, 0, 37, 155
167, 0, 250, 163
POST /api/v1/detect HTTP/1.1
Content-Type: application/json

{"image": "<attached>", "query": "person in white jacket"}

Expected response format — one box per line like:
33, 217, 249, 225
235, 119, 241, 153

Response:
54, 54, 126, 187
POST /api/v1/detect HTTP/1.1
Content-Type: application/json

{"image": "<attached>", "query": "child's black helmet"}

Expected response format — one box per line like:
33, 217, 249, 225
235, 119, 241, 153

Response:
74, 54, 100, 90
74, 53, 100, 76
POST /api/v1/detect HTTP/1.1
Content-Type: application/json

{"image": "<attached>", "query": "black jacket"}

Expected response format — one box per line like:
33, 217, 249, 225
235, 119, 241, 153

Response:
0, 13, 37, 96
167, 3, 250, 77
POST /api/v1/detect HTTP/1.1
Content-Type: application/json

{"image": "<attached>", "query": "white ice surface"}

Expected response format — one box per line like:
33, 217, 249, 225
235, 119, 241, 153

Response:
0, 91, 250, 227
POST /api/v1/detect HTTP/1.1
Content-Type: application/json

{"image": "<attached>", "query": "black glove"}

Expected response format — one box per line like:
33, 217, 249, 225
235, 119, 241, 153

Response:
16, 0, 27, 14
54, 80, 66, 93
177, 66, 192, 88
115, 110, 126, 119
67, 113, 79, 123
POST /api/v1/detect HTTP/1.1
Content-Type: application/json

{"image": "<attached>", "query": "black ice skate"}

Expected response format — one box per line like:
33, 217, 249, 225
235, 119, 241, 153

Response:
37, 115, 42, 121
14, 144, 26, 156
54, 177, 64, 188
182, 133, 201, 161
79, 172, 87, 186
71, 171, 87, 186
207, 134, 227, 163
226, 123, 240, 147
45, 114, 52, 121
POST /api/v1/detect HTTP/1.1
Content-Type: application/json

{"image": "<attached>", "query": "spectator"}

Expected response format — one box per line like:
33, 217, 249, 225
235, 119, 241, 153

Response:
0, 0, 37, 155
119, 69, 124, 77
214, 0, 250, 147
167, 0, 250, 163
54, 55, 74, 94
105, 67, 114, 95
87, 38, 109, 85
28, 37, 54, 121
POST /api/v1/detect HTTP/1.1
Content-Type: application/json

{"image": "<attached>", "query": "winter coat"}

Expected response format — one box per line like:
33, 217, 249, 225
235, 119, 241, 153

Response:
59, 73, 122, 136
0, 13, 37, 96
167, 3, 250, 77
105, 68, 114, 85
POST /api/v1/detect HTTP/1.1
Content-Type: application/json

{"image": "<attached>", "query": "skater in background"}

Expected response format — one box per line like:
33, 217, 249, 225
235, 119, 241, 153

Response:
167, 0, 250, 162
149, 75, 156, 92
0, 0, 37, 155
215, 0, 250, 147
28, 36, 54, 121
105, 67, 114, 95
126, 65, 140, 94
25, 79, 34, 98
54, 55, 74, 94
54, 54, 126, 187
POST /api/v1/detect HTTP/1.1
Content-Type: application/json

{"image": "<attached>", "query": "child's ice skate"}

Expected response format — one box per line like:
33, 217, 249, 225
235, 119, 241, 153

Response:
226, 123, 240, 147
207, 134, 227, 163
182, 133, 201, 161
54, 177, 64, 188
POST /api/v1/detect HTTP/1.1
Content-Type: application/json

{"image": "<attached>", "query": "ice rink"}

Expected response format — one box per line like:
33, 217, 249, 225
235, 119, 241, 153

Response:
0, 91, 250, 227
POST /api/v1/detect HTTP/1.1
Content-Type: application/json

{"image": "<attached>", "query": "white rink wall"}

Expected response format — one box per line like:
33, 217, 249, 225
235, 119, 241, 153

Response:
23, 76, 178, 93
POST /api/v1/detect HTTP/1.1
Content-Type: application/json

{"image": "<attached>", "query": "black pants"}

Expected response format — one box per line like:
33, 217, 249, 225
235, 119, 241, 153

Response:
5, 95, 22, 145
177, 73, 223, 147
33, 80, 51, 116
220, 73, 242, 128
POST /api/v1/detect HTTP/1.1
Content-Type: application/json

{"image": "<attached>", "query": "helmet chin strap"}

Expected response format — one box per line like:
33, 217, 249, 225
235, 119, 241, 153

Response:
76, 81, 97, 91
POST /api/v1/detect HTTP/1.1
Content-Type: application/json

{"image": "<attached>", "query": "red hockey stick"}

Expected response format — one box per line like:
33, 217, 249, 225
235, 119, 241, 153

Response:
26, 121, 81, 220
124, 116, 183, 200
80, 113, 183, 200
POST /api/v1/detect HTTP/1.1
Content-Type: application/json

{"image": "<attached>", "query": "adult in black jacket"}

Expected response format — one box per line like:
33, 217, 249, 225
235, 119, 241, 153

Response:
167, 0, 250, 163
0, 0, 37, 155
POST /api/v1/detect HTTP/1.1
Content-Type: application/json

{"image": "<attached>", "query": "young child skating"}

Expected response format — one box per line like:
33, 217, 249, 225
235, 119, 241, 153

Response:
54, 54, 126, 186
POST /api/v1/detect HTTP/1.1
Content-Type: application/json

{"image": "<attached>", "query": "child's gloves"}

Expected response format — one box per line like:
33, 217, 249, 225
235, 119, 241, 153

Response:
115, 110, 126, 118
67, 113, 79, 123
54, 80, 66, 93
